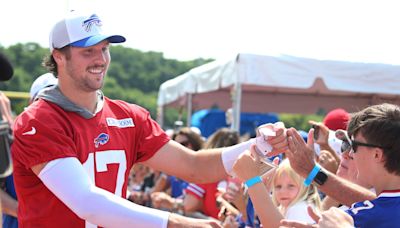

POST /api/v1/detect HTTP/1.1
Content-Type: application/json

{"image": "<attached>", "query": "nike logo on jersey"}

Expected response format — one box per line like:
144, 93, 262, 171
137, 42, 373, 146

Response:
22, 127, 36, 136
106, 117, 135, 128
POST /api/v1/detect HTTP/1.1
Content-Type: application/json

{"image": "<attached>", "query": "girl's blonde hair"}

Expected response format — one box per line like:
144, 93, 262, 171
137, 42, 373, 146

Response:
271, 159, 321, 212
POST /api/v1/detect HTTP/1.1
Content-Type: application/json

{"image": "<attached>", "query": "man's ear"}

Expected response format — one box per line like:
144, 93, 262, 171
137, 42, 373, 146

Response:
52, 50, 64, 65
374, 148, 385, 162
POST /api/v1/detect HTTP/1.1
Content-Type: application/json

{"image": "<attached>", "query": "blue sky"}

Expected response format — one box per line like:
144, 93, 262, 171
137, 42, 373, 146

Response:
2, 0, 400, 64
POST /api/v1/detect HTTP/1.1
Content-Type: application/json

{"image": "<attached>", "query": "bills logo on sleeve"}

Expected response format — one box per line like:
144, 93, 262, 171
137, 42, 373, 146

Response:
106, 117, 135, 128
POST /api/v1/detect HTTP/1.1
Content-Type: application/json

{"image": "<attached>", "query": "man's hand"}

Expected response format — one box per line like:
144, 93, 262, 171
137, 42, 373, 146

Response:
150, 192, 174, 209
286, 128, 316, 178
257, 122, 288, 157
232, 147, 260, 180
317, 207, 354, 228
308, 120, 330, 146
168, 213, 222, 228
309, 121, 341, 165
317, 150, 339, 174
221, 214, 239, 228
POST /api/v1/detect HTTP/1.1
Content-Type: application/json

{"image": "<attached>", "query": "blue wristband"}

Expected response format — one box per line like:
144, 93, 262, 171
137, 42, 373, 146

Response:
245, 176, 262, 188
303, 164, 321, 187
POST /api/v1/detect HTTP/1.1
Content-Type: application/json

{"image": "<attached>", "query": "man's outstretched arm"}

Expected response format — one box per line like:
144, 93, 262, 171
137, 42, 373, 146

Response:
32, 158, 220, 228
286, 128, 375, 206
145, 124, 288, 184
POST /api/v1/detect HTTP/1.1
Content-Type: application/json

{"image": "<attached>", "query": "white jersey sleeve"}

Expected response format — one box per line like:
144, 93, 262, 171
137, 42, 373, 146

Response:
39, 157, 170, 228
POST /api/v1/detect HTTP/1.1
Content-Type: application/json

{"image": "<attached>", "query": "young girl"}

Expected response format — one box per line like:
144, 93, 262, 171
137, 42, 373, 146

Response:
271, 159, 321, 223
233, 145, 321, 228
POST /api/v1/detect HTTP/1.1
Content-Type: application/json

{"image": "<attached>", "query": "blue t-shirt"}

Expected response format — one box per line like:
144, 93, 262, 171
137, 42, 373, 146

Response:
346, 190, 400, 228
236, 198, 261, 228
168, 176, 188, 198
2, 174, 18, 228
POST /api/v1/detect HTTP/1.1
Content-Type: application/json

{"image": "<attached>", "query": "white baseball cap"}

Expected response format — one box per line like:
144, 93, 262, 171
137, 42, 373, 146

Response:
49, 11, 125, 52
30, 73, 58, 100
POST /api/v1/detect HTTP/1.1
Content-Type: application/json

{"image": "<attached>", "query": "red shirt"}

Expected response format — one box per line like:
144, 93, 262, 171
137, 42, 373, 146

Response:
185, 182, 220, 219
12, 97, 169, 227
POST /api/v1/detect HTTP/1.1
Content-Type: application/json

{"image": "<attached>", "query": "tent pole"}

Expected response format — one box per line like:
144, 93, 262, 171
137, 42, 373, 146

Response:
232, 83, 242, 133
187, 93, 193, 127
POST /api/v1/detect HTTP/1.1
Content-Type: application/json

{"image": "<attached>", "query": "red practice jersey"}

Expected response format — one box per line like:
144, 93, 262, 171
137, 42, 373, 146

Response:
11, 97, 169, 227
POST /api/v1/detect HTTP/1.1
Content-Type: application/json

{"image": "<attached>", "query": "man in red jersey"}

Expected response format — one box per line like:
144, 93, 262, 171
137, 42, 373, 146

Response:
11, 10, 287, 228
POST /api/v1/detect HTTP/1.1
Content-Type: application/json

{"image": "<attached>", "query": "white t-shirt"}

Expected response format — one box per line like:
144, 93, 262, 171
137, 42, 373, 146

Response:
285, 201, 315, 224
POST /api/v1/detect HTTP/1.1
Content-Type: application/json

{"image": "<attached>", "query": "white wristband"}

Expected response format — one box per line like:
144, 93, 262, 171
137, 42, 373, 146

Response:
222, 139, 255, 176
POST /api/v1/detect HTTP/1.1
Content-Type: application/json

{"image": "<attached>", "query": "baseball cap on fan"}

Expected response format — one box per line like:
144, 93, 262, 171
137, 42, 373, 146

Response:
49, 11, 126, 52
29, 73, 58, 102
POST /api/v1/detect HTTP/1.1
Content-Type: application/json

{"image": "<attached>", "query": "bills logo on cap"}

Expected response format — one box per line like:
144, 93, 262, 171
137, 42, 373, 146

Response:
49, 11, 126, 52
94, 133, 109, 148
82, 14, 102, 32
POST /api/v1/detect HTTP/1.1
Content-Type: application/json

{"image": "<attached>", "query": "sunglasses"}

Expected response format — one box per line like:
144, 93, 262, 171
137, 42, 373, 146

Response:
341, 139, 386, 153
336, 130, 387, 153
178, 141, 190, 147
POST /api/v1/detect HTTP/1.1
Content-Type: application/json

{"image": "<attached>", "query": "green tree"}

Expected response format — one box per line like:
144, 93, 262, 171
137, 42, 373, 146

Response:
279, 113, 324, 131
0, 42, 211, 125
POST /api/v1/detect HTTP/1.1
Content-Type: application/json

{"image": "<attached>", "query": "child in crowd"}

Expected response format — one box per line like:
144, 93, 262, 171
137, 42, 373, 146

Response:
233, 147, 321, 228
271, 159, 321, 223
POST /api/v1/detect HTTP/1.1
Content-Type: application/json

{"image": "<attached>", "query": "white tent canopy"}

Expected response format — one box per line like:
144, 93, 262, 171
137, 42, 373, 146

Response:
157, 53, 400, 130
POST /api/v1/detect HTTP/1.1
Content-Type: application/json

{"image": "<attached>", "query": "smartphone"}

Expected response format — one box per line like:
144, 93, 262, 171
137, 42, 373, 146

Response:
313, 124, 320, 141
258, 158, 277, 178
250, 151, 276, 179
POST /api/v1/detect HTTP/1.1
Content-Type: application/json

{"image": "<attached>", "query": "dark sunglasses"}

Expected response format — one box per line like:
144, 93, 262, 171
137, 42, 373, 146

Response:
336, 129, 387, 153
341, 139, 385, 153
179, 141, 190, 147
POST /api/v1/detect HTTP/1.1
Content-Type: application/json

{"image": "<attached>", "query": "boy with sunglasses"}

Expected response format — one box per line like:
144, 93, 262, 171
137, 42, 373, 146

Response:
343, 103, 400, 227
282, 103, 400, 227
320, 130, 374, 211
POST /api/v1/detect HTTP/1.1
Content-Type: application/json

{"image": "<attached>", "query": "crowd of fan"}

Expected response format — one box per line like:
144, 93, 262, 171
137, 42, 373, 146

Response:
124, 108, 353, 227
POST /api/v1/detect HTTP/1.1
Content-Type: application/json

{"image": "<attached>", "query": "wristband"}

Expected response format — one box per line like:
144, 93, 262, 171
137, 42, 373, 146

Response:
221, 139, 255, 176
245, 176, 262, 188
303, 164, 321, 187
